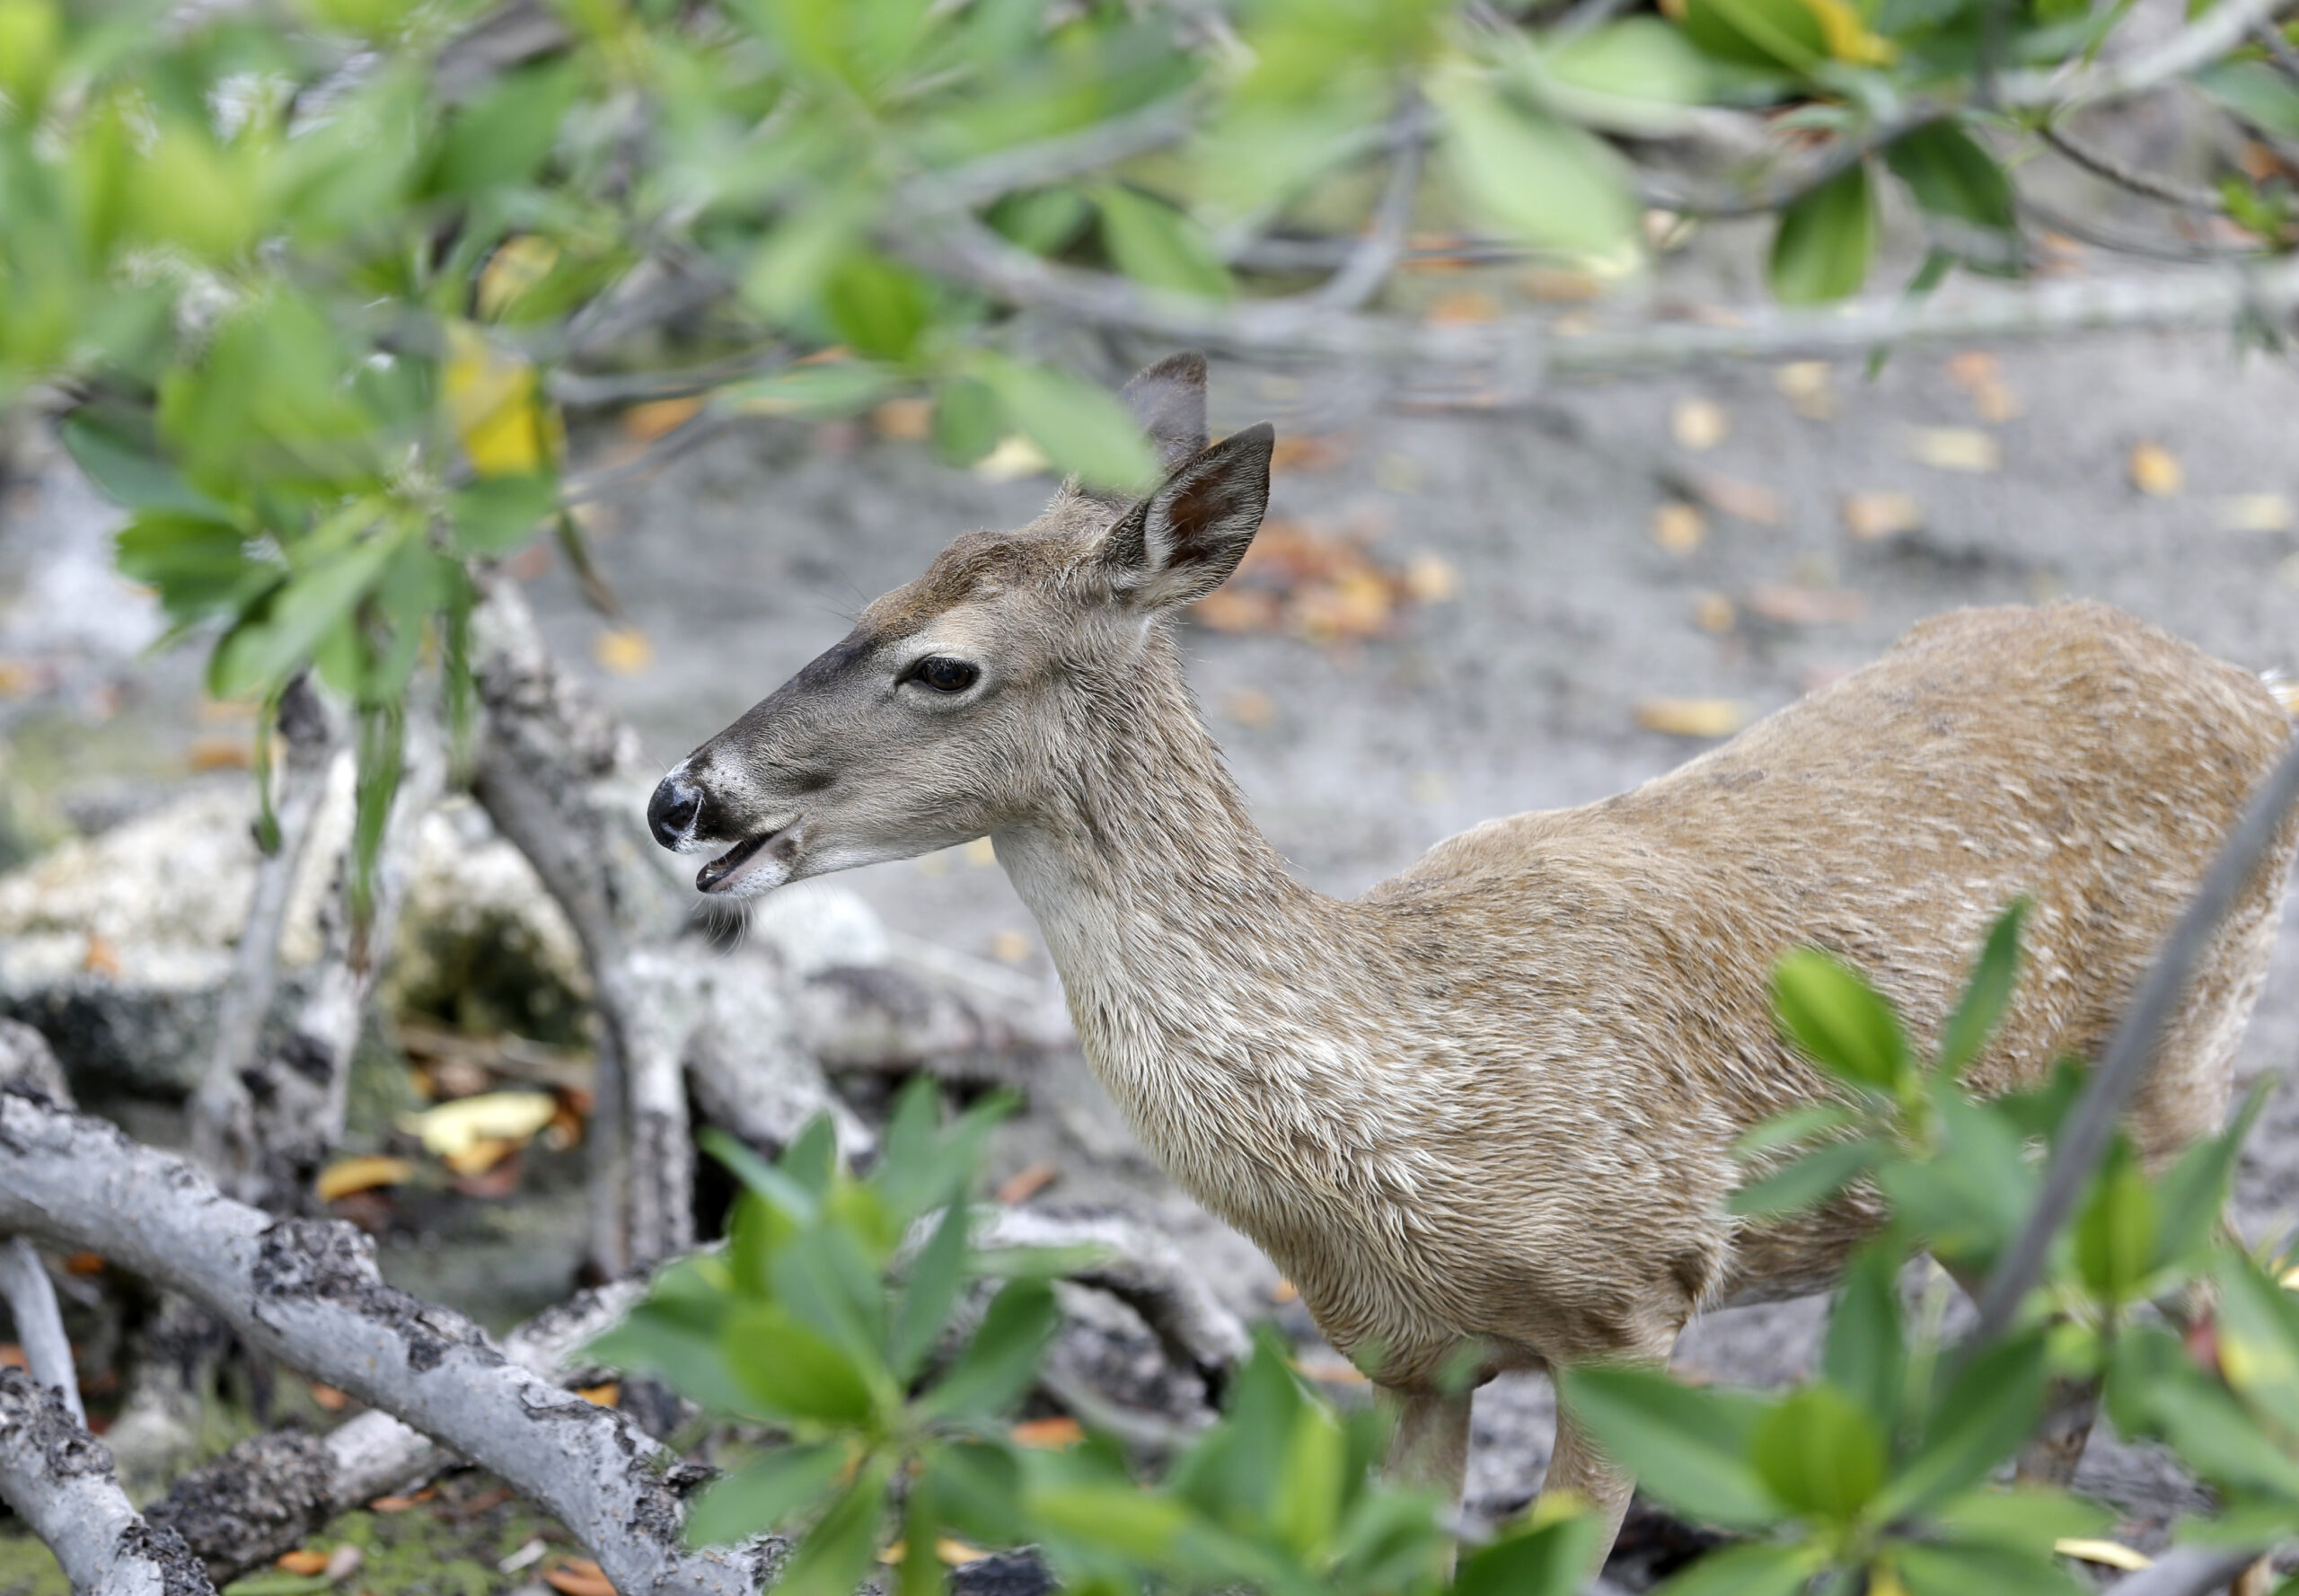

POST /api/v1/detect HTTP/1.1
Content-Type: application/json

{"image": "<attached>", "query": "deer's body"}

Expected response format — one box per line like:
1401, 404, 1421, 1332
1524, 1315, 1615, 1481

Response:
651, 354, 2295, 1561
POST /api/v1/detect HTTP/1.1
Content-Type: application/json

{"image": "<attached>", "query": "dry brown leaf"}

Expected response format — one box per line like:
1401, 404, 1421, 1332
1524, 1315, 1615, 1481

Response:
593, 629, 654, 676
995, 1161, 1061, 1205
989, 930, 1031, 966
0, 660, 39, 698
1011, 1416, 1086, 1449
2129, 442, 2184, 498
1521, 266, 1603, 301
1745, 585, 1867, 626
400, 1092, 558, 1164
310, 1383, 349, 1412
1294, 1357, 1370, 1386
1224, 688, 1276, 728
1906, 428, 2000, 473
65, 1253, 103, 1276
187, 737, 251, 772
1669, 397, 1728, 452
1405, 554, 1458, 603
620, 397, 702, 443
315, 1156, 412, 1204
1690, 475, 1784, 526
83, 935, 119, 979
1841, 490, 1924, 541
275, 1550, 330, 1576
1194, 588, 1282, 634
1270, 1278, 1299, 1304
366, 1489, 434, 1513
1270, 434, 1347, 473
544, 1556, 616, 1596
2218, 493, 2294, 533
1651, 502, 1706, 554
577, 1382, 621, 1406
1944, 350, 2000, 389
1969, 380, 2022, 423
1636, 698, 1745, 737
871, 398, 933, 442
1692, 594, 1736, 633
1423, 289, 1502, 326
0, 1345, 22, 1369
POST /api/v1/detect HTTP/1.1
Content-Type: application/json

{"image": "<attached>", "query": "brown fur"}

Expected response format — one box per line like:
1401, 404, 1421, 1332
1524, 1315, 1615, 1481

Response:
656, 357, 2295, 1558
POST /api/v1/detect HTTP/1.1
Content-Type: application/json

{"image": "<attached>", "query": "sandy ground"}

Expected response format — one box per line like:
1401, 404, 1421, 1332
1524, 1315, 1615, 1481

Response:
9, 324, 2299, 1555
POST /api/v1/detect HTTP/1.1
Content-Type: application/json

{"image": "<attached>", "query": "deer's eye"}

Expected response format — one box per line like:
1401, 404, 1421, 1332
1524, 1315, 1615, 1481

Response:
909, 656, 980, 693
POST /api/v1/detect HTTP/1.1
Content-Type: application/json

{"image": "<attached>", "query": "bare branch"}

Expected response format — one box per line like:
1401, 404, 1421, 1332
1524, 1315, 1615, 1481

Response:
2039, 122, 2228, 212
2000, 0, 2299, 106
1972, 735, 2299, 1344
898, 202, 2299, 399
0, 1240, 81, 1424
0, 1367, 215, 1596
153, 1277, 649, 1583
189, 675, 337, 1190
2106, 1545, 2269, 1596
1314, 88, 1426, 312
0, 1093, 770, 1596
920, 93, 1200, 211
550, 348, 789, 407
2257, 18, 2299, 79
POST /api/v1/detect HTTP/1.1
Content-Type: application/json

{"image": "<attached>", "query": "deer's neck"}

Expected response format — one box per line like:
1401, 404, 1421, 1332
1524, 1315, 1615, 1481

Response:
993, 643, 1405, 1230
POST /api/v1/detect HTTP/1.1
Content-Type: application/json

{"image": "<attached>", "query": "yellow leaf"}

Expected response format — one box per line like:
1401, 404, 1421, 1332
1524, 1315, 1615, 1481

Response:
1652, 501, 1706, 553
973, 434, 1053, 482
315, 1155, 413, 1203
2056, 1539, 2151, 1572
398, 1091, 558, 1163
1670, 397, 1728, 452
1798, 0, 1897, 61
2129, 442, 2184, 498
1636, 697, 1745, 737
576, 1382, 621, 1406
444, 322, 559, 478
1842, 490, 1924, 541
594, 629, 654, 676
478, 235, 560, 320
1405, 554, 1458, 603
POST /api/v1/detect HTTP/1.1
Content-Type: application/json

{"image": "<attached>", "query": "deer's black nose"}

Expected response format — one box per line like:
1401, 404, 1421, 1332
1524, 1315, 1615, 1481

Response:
648, 772, 705, 849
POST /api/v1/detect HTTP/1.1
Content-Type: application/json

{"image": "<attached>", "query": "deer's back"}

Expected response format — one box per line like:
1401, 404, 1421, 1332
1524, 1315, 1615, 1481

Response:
1359, 602, 2292, 1332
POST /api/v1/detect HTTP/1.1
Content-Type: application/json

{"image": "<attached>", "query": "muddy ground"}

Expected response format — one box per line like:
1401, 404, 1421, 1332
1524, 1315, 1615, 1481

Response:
7, 321, 2299, 1569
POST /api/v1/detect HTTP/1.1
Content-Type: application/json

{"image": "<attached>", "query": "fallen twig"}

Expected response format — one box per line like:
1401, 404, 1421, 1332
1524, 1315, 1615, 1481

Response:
0, 1366, 216, 1596
0, 1092, 771, 1596
0, 1239, 80, 1424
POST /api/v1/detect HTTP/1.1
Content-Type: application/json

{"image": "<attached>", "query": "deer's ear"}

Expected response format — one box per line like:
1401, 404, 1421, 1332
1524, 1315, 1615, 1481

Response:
1099, 423, 1273, 612
1121, 351, 1210, 473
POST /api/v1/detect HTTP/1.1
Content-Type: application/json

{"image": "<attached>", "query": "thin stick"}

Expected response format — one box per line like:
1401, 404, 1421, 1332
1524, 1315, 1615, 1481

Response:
0, 1240, 81, 1424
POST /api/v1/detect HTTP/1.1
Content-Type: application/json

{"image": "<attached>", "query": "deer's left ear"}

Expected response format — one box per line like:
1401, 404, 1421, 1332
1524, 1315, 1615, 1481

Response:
1121, 350, 1211, 472
1099, 422, 1273, 612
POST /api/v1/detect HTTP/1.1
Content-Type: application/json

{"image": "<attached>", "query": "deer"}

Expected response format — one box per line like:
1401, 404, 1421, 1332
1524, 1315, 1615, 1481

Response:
646, 351, 2298, 1564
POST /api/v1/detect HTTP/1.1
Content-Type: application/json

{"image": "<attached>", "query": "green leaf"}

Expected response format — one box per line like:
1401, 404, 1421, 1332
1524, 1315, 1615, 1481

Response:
1876, 1333, 2049, 1517
1926, 1486, 2112, 1549
1271, 1402, 1348, 1557
448, 473, 559, 556
1452, 1508, 1602, 1596
1675, 0, 1827, 73
970, 354, 1158, 492
220, 1574, 337, 1596
64, 412, 226, 516
1092, 184, 1233, 300
2154, 1083, 2263, 1273
2214, 1253, 2299, 1440
917, 1277, 1060, 1422
1730, 1139, 1881, 1218
1893, 1539, 2088, 1596
824, 253, 934, 362
1537, 20, 1713, 135
1936, 900, 2025, 1078
1884, 120, 2018, 272
2072, 1139, 2157, 1307
775, 1454, 894, 1596
1558, 1368, 1779, 1530
1767, 163, 1877, 306
1731, 1102, 1863, 1160
1026, 1484, 1193, 1560
1770, 948, 1905, 1089
722, 1304, 881, 1425
891, 1199, 972, 1380
2199, 60, 2299, 141
924, 1439, 1026, 1548
1751, 1384, 1887, 1521
989, 187, 1094, 255
702, 1127, 822, 1225
719, 362, 900, 419
115, 513, 272, 629
1823, 1246, 1906, 1436
1653, 1539, 1821, 1596
425, 62, 578, 198
933, 375, 1004, 467
208, 508, 407, 701
685, 1442, 850, 1546
1436, 75, 1639, 256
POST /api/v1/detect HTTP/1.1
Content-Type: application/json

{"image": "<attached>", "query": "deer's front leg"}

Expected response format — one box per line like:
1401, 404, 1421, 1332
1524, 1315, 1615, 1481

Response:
1545, 1401, 1636, 1563
1383, 1386, 1475, 1497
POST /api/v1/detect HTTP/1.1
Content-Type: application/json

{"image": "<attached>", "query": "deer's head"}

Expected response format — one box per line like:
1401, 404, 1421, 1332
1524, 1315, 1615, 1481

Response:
647, 353, 1273, 897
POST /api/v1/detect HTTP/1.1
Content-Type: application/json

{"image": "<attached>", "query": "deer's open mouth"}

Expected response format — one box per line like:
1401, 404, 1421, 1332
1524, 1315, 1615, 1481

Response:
696, 827, 786, 895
